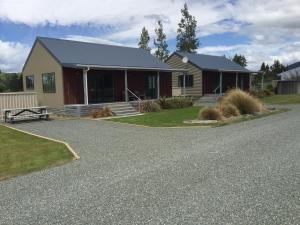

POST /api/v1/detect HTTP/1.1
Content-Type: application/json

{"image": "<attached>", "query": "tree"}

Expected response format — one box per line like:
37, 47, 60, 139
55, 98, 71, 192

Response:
153, 20, 169, 61
138, 27, 151, 52
176, 3, 199, 53
232, 54, 247, 67
270, 60, 286, 75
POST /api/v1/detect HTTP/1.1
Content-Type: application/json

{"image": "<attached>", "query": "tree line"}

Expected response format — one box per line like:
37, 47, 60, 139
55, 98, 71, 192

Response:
138, 3, 198, 61
0, 71, 23, 92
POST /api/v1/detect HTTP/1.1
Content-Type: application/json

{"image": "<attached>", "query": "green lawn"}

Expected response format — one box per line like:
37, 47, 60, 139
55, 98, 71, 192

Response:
0, 125, 74, 180
262, 94, 300, 104
109, 106, 202, 127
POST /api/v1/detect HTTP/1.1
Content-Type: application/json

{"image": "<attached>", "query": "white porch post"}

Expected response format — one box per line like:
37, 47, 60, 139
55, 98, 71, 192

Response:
83, 68, 89, 105
125, 70, 128, 102
219, 72, 223, 95
236, 72, 238, 89
157, 71, 160, 99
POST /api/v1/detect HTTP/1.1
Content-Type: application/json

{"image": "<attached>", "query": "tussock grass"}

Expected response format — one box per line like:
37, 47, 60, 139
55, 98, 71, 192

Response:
198, 107, 224, 121
219, 102, 240, 118
221, 89, 264, 114
90, 107, 115, 118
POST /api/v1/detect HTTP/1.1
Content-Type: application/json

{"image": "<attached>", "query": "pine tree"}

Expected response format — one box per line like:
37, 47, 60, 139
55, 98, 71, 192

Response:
232, 54, 247, 67
153, 20, 169, 61
260, 62, 266, 72
176, 3, 199, 53
138, 27, 151, 52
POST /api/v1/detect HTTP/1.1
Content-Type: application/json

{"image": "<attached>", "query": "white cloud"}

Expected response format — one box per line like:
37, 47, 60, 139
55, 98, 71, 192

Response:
0, 0, 299, 71
0, 40, 30, 72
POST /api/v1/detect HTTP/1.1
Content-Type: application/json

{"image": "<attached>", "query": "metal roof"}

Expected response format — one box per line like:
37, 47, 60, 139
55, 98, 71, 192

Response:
36, 37, 171, 71
288, 61, 300, 70
172, 52, 251, 73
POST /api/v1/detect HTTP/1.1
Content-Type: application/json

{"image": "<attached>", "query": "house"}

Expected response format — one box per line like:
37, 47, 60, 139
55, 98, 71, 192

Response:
22, 37, 175, 110
166, 52, 253, 98
277, 61, 300, 94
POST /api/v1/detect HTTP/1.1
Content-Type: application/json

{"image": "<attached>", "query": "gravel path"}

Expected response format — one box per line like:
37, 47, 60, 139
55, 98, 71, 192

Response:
1, 105, 299, 225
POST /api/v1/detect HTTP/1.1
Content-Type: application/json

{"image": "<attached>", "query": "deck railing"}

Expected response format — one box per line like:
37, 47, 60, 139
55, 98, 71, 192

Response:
0, 92, 38, 112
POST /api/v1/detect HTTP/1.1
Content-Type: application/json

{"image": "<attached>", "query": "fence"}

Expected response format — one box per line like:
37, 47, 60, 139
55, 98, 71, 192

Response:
0, 92, 38, 112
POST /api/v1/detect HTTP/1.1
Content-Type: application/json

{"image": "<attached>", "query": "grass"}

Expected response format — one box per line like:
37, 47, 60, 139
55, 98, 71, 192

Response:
262, 94, 300, 104
0, 125, 74, 181
109, 106, 202, 127
108, 106, 288, 128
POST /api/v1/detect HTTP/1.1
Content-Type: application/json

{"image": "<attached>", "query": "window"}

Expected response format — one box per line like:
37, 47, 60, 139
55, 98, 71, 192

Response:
178, 75, 194, 87
42, 72, 56, 93
25, 75, 34, 90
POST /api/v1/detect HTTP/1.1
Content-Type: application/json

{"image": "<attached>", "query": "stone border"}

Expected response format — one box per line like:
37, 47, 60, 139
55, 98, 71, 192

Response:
2, 125, 80, 160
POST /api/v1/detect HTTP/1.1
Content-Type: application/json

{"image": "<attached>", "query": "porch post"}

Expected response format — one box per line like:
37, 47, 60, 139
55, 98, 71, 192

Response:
236, 72, 238, 89
219, 72, 223, 95
124, 70, 128, 102
83, 68, 89, 105
157, 71, 160, 99
249, 73, 252, 90
241, 74, 244, 90
183, 72, 186, 96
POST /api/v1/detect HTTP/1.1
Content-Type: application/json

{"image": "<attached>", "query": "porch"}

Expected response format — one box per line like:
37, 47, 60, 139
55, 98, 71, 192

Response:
202, 70, 251, 95
63, 67, 172, 105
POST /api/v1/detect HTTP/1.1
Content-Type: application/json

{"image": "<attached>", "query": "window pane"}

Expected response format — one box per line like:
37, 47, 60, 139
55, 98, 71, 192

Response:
42, 73, 56, 93
178, 75, 193, 87
25, 75, 34, 90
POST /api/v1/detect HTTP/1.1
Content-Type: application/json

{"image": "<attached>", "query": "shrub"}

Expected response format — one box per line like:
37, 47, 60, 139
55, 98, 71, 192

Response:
140, 101, 161, 112
198, 107, 224, 121
266, 84, 274, 92
90, 107, 115, 118
157, 97, 193, 109
219, 102, 240, 118
250, 89, 273, 98
221, 89, 263, 114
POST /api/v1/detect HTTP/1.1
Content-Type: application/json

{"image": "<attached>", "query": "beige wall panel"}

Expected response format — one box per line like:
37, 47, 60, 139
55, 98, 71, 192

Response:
22, 42, 64, 108
166, 54, 203, 97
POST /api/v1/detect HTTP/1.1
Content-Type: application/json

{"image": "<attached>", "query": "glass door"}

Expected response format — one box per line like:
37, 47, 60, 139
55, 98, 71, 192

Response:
89, 74, 115, 103
145, 75, 157, 99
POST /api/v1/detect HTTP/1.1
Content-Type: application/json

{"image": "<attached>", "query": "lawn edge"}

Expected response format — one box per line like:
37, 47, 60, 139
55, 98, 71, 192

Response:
1, 125, 80, 160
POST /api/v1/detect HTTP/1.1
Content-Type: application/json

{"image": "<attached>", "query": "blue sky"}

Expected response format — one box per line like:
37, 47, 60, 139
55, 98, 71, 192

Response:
0, 0, 299, 72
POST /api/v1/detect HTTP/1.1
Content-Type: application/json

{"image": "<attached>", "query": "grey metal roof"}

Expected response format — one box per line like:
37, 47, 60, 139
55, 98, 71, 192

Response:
288, 61, 300, 70
36, 37, 171, 71
173, 52, 251, 73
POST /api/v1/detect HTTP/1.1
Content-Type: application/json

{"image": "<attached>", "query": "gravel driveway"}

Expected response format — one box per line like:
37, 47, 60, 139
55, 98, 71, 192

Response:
1, 105, 299, 225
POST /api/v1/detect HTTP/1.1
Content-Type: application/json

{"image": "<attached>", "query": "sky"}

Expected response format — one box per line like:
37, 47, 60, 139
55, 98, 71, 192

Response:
0, 0, 300, 72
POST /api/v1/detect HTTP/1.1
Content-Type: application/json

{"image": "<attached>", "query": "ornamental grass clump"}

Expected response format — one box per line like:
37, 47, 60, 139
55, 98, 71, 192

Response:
221, 89, 263, 115
219, 102, 240, 118
140, 101, 161, 112
198, 107, 224, 121
90, 107, 115, 118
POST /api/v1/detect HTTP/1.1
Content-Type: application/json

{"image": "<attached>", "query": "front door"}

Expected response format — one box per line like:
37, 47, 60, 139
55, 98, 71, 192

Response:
145, 75, 157, 99
89, 74, 115, 103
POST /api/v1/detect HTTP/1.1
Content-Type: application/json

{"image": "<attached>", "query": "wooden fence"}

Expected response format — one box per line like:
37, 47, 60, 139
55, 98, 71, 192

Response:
0, 92, 38, 112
